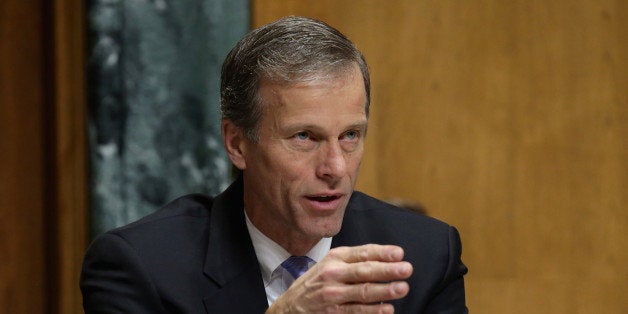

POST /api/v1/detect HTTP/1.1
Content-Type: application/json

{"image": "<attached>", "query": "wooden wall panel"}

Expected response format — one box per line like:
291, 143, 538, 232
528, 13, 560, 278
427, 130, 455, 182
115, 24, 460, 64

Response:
253, 1, 627, 312
0, 1, 87, 313
0, 1, 48, 312
51, 0, 88, 312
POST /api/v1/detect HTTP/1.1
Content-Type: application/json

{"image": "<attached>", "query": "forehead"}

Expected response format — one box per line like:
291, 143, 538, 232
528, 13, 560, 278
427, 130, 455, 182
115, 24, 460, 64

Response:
255, 72, 368, 140
258, 64, 367, 114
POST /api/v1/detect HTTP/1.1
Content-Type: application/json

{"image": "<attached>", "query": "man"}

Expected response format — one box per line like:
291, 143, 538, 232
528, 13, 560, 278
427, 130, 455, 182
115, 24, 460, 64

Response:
81, 16, 468, 313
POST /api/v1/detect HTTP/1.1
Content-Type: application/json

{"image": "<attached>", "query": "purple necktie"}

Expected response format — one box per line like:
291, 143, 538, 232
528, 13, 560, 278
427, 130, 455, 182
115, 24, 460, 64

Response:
281, 256, 314, 279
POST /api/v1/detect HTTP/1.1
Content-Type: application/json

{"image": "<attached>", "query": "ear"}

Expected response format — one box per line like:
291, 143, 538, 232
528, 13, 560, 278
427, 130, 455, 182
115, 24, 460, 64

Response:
222, 119, 247, 170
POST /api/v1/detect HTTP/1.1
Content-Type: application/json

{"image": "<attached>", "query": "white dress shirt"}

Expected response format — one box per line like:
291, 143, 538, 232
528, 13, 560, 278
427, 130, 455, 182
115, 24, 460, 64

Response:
245, 211, 332, 306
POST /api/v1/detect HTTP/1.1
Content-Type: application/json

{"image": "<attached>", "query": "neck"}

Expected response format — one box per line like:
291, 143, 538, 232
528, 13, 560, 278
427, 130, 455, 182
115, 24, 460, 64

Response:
276, 234, 320, 256
253, 217, 320, 256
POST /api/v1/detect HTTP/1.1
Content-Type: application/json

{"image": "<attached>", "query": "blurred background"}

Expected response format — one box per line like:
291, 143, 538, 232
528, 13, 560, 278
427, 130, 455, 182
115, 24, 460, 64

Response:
1, 0, 626, 313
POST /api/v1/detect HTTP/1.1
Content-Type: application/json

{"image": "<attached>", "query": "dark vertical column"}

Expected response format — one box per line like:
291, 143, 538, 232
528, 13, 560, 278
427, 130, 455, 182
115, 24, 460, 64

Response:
0, 0, 48, 312
87, 0, 249, 237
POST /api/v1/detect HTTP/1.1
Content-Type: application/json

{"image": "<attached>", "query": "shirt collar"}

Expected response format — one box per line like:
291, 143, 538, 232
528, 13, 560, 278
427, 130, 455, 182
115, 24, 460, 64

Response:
244, 210, 332, 285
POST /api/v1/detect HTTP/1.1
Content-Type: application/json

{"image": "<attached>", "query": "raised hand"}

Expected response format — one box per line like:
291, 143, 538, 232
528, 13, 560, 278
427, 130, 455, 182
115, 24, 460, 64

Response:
267, 244, 413, 313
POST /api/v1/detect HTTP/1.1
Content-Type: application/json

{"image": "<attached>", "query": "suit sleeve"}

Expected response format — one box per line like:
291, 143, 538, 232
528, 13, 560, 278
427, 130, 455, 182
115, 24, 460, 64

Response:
80, 232, 167, 313
423, 226, 469, 314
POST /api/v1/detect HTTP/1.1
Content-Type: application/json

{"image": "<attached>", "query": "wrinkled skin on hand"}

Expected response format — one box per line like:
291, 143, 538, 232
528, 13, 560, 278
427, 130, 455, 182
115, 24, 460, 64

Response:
267, 244, 413, 314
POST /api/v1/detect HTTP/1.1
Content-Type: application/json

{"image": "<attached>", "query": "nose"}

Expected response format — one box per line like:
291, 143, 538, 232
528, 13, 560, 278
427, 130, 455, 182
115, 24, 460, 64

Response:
315, 140, 347, 183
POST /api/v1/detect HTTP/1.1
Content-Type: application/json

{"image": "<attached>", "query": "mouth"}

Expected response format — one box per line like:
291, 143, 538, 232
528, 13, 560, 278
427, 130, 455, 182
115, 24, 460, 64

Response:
306, 195, 341, 202
303, 193, 345, 211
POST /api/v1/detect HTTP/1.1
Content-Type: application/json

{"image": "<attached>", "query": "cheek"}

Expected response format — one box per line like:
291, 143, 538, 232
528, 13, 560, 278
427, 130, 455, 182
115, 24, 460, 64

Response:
257, 152, 310, 190
247, 145, 285, 172
347, 150, 364, 172
273, 151, 315, 178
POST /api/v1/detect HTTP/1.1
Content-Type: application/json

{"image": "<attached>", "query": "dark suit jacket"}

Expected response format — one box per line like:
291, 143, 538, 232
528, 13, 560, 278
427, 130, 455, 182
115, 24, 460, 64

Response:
81, 178, 468, 313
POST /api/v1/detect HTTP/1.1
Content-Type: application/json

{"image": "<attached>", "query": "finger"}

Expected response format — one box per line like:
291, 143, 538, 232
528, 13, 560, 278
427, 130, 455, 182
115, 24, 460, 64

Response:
337, 302, 395, 314
338, 261, 413, 283
320, 281, 410, 305
330, 244, 405, 263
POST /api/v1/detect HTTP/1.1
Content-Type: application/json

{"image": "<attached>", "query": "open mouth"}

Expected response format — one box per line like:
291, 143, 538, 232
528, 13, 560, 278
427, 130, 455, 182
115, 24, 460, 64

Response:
307, 195, 340, 202
303, 194, 344, 212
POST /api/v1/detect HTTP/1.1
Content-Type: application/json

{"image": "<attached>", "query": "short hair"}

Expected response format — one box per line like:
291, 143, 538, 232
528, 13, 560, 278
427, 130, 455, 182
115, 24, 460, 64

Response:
220, 16, 370, 142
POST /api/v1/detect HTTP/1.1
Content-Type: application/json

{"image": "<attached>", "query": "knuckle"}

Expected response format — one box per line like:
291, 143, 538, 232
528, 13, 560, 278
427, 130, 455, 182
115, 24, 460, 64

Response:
359, 283, 371, 303
380, 304, 395, 314
328, 246, 348, 258
354, 263, 371, 278
319, 263, 344, 281
324, 304, 342, 314
320, 286, 342, 303
357, 247, 370, 261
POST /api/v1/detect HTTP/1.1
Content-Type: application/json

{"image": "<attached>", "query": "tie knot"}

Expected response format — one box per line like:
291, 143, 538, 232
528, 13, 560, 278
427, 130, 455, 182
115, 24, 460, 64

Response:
281, 256, 314, 279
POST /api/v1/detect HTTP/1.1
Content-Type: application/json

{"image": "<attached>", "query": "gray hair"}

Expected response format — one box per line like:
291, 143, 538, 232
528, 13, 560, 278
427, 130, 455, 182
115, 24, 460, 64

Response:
220, 16, 370, 142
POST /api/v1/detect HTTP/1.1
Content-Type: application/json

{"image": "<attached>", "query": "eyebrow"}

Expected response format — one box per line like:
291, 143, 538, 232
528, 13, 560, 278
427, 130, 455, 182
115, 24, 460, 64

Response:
281, 120, 368, 135
346, 121, 369, 131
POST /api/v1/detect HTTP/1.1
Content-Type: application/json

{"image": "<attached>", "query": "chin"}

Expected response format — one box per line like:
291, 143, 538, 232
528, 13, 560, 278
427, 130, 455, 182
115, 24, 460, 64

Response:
322, 230, 341, 238
309, 221, 343, 238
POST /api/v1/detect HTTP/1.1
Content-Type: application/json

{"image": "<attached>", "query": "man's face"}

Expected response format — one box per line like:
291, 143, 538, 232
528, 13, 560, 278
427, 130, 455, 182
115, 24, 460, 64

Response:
240, 65, 367, 253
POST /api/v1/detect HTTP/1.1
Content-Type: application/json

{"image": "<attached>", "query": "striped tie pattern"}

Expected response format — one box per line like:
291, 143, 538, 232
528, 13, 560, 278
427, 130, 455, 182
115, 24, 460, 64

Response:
281, 256, 314, 279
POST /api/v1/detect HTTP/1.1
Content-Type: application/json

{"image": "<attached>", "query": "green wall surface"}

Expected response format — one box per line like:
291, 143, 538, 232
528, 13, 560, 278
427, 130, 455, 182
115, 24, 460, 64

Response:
87, 0, 249, 237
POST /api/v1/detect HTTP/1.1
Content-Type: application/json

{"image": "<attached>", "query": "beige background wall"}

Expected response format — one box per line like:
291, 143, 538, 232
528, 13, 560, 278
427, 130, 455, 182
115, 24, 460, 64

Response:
254, 1, 627, 312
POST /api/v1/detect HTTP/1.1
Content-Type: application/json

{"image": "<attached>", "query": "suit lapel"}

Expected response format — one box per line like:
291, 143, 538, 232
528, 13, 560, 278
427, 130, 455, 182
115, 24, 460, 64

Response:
199, 185, 369, 312
202, 178, 268, 313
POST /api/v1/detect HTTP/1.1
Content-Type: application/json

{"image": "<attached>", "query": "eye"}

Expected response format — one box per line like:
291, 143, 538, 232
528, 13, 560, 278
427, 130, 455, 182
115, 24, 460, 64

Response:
294, 131, 310, 141
339, 130, 362, 152
341, 130, 360, 141
288, 131, 317, 151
